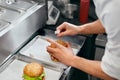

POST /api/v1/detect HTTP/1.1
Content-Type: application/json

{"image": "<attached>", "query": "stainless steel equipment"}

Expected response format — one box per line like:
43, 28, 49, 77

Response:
0, 34, 80, 80
0, 55, 63, 80
46, 1, 60, 25
64, 3, 77, 19
0, 0, 47, 67
53, 0, 70, 8
53, 0, 77, 19
53, 0, 69, 14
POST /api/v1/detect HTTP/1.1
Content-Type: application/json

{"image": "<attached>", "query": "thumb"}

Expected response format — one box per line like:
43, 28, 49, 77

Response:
57, 31, 69, 37
46, 38, 56, 44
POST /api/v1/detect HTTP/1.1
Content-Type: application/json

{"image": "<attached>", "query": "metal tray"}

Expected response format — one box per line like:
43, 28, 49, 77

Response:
0, 58, 62, 80
19, 35, 80, 71
0, 20, 9, 31
0, 0, 38, 11
0, 6, 22, 22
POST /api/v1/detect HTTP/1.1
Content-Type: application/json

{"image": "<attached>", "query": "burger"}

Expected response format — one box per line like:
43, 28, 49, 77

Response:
49, 39, 68, 62
23, 62, 45, 80
50, 39, 68, 48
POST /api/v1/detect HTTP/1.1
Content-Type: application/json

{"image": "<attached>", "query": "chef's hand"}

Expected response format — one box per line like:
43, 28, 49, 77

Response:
56, 22, 79, 37
46, 38, 75, 66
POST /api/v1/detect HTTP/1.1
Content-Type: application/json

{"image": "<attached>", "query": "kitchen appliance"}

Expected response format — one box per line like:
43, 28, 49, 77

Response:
0, 0, 47, 69
53, 0, 70, 9
0, 0, 67, 79
0, 0, 82, 80
53, 0, 77, 19
46, 1, 60, 25
63, 3, 77, 19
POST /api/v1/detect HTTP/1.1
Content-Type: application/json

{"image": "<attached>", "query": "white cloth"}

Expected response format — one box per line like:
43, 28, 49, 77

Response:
93, 0, 120, 79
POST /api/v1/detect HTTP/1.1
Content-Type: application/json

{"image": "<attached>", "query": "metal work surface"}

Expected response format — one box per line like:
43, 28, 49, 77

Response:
0, 0, 38, 11
0, 1, 47, 66
0, 59, 62, 80
19, 35, 80, 71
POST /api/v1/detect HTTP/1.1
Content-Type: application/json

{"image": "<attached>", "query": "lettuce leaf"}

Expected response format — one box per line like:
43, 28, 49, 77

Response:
23, 72, 45, 80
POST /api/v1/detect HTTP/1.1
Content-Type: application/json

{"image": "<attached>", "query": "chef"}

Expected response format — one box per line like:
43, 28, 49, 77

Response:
46, 0, 120, 80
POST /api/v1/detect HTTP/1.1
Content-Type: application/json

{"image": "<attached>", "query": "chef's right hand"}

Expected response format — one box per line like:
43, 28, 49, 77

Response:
46, 38, 75, 66
55, 22, 79, 37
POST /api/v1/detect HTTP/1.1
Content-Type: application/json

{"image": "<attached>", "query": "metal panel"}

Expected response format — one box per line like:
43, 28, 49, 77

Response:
0, 4, 47, 66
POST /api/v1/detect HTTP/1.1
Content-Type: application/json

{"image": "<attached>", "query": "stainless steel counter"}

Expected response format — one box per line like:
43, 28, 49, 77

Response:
0, 59, 62, 80
0, 1, 47, 66
0, 31, 85, 80
0, 1, 87, 80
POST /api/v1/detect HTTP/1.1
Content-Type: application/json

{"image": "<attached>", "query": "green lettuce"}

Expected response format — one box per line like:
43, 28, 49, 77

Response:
23, 72, 45, 80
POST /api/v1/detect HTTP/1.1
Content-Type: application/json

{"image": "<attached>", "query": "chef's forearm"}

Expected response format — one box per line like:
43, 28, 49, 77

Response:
70, 56, 115, 80
77, 19, 105, 34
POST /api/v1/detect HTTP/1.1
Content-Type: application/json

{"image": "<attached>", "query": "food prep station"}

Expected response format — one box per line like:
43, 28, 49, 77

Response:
0, 0, 86, 80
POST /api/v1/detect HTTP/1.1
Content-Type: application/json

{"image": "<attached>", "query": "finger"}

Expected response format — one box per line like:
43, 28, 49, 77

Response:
66, 42, 71, 48
46, 46, 59, 61
56, 23, 67, 33
46, 38, 63, 48
46, 46, 56, 54
56, 23, 65, 30
57, 26, 66, 33
45, 38, 55, 44
57, 31, 68, 37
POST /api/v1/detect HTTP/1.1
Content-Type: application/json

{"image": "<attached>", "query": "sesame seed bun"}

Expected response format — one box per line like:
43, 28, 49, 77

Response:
50, 39, 68, 48
23, 62, 44, 77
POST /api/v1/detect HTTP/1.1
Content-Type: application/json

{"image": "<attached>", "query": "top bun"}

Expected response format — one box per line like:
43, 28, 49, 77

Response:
23, 62, 44, 77
50, 39, 68, 48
